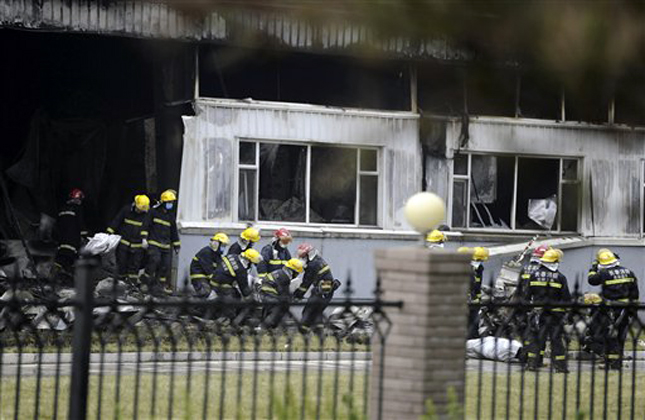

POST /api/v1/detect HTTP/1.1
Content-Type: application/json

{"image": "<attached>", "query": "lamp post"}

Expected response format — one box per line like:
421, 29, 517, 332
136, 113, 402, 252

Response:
403, 192, 446, 246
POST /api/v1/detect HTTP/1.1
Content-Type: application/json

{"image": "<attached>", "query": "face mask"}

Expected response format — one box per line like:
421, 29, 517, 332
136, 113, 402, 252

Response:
209, 241, 220, 252
470, 261, 482, 269
165, 202, 174, 210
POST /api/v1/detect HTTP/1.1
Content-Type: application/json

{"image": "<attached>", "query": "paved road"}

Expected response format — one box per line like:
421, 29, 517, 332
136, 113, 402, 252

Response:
467, 358, 645, 373
1, 359, 369, 377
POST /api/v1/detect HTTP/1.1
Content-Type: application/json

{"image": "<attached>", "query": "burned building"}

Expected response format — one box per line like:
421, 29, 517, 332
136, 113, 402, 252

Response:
2, 1, 645, 295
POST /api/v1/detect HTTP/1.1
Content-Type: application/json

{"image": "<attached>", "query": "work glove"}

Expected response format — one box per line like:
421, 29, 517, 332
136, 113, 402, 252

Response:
141, 239, 149, 249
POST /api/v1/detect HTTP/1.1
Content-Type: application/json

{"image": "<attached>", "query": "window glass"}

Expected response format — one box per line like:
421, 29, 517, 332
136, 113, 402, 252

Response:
562, 159, 578, 181
310, 146, 357, 224
470, 155, 514, 228
258, 144, 307, 222
360, 175, 378, 226
360, 149, 377, 172
452, 179, 468, 228
238, 169, 256, 221
516, 158, 559, 230
454, 154, 468, 175
561, 183, 579, 231
239, 141, 256, 165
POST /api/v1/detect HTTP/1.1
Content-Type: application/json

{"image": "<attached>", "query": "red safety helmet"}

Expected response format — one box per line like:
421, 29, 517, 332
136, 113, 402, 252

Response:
297, 243, 315, 258
274, 228, 292, 239
69, 188, 85, 201
532, 244, 550, 258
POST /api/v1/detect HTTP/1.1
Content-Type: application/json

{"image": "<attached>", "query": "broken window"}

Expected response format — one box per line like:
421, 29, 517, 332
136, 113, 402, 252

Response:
238, 141, 379, 226
452, 154, 580, 232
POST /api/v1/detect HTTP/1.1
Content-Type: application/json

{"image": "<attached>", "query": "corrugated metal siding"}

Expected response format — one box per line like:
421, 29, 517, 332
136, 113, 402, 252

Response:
440, 117, 645, 237
0, 0, 470, 59
178, 98, 421, 230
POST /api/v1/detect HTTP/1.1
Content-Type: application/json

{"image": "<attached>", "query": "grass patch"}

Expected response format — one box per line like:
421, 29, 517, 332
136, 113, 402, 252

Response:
1, 368, 369, 419
466, 368, 645, 419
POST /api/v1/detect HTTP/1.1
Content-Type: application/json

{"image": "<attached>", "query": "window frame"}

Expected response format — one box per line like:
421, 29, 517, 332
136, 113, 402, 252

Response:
235, 138, 382, 228
449, 152, 582, 233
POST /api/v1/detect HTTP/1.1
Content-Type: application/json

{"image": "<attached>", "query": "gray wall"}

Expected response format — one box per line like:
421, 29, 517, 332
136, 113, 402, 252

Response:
178, 233, 645, 298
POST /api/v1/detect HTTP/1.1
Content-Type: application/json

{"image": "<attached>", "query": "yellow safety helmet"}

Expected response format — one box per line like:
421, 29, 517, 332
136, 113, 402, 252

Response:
241, 248, 262, 264
554, 248, 564, 262
584, 293, 603, 305
285, 258, 304, 274
596, 248, 611, 259
540, 249, 560, 263
211, 233, 230, 244
160, 190, 177, 202
472, 247, 489, 262
457, 246, 472, 255
240, 227, 261, 243
134, 195, 150, 212
597, 249, 618, 265
426, 230, 447, 243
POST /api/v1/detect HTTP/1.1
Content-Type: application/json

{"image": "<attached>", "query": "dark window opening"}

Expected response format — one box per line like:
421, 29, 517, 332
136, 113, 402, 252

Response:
469, 155, 515, 228
615, 70, 645, 126
565, 73, 611, 124
259, 144, 307, 222
199, 46, 409, 110
417, 63, 464, 115
515, 158, 559, 230
465, 65, 517, 117
518, 69, 561, 120
310, 147, 357, 224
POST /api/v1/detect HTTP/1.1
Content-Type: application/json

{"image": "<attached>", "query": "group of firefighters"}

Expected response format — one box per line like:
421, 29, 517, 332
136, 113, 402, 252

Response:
427, 229, 640, 372
52, 188, 340, 330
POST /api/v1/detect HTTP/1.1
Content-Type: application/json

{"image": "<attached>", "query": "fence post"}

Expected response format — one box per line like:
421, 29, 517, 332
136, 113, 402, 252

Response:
370, 248, 471, 419
68, 257, 97, 420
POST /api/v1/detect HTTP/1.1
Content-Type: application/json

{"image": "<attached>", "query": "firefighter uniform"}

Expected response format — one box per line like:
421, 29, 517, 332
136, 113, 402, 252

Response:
524, 261, 571, 372
107, 204, 150, 281
210, 253, 253, 320
190, 246, 224, 295
260, 267, 296, 328
53, 201, 86, 282
588, 256, 639, 369
226, 242, 245, 256
468, 262, 484, 339
516, 258, 543, 363
295, 255, 340, 329
257, 242, 291, 278
143, 206, 180, 294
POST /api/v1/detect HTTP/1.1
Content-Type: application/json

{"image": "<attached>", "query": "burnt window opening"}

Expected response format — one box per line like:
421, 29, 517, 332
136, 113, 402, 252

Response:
238, 141, 379, 226
452, 154, 579, 232
199, 46, 409, 111
517, 69, 561, 120
564, 72, 612, 124
465, 65, 517, 118
417, 63, 465, 116
615, 70, 645, 126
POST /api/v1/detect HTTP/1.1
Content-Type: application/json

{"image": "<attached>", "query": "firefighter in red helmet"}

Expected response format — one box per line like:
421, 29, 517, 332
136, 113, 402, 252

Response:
257, 228, 293, 278
52, 188, 87, 285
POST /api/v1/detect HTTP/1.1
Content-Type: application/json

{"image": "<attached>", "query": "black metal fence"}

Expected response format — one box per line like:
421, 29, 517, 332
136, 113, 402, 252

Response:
0, 258, 399, 420
467, 290, 645, 420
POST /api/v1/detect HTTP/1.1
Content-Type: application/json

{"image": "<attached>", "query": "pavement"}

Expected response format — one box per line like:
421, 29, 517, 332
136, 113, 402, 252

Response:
1, 358, 369, 377
467, 358, 645, 373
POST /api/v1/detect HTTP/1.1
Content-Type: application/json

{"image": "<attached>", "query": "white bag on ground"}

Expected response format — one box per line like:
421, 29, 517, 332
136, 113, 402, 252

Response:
83, 233, 122, 256
466, 336, 522, 362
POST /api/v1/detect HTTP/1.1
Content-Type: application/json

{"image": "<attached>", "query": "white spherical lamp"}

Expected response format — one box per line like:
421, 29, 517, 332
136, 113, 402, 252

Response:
404, 192, 446, 235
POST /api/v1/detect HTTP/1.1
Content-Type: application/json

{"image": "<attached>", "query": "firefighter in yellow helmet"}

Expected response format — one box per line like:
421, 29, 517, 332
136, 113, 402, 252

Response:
522, 248, 571, 373
462, 246, 488, 339
587, 249, 639, 370
227, 227, 261, 256
260, 258, 304, 329
106, 195, 151, 282
189, 233, 230, 296
142, 190, 180, 296
211, 248, 263, 323
426, 230, 447, 249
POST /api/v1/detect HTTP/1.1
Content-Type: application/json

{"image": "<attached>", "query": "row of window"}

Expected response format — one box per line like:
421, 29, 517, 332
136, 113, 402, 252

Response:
238, 141, 379, 227
236, 140, 584, 233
